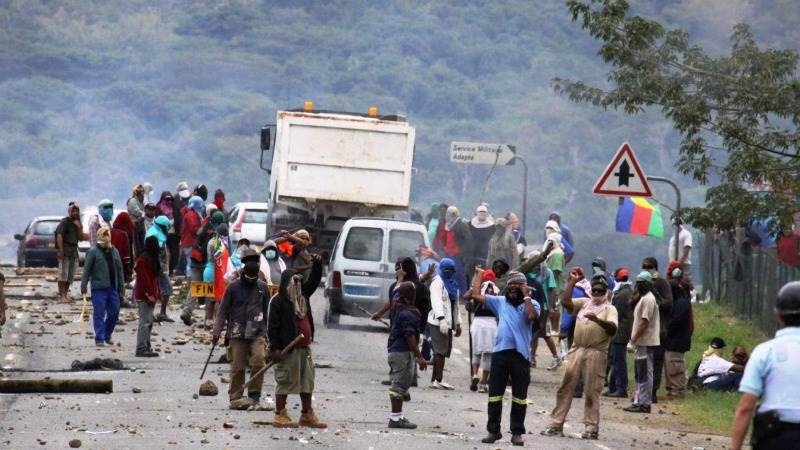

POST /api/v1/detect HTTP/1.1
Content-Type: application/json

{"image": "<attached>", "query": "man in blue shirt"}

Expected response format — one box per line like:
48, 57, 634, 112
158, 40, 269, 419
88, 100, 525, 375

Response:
732, 281, 800, 450
469, 268, 539, 447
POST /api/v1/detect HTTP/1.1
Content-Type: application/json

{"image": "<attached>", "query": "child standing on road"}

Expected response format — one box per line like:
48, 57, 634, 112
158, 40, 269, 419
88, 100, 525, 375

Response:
386, 281, 428, 429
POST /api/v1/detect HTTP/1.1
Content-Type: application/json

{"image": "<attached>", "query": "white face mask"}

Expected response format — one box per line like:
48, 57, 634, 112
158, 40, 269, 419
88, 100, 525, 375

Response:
265, 249, 277, 260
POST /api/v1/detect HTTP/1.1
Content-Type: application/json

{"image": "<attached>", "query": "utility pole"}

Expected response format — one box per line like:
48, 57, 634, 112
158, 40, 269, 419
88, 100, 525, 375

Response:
511, 155, 529, 236
646, 175, 681, 259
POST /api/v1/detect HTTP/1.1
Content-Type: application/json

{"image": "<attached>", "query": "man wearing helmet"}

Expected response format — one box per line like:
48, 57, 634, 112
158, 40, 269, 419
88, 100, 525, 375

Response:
731, 281, 800, 450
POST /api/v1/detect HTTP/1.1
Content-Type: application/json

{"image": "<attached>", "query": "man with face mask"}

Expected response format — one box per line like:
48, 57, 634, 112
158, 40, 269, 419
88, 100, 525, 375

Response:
541, 268, 618, 440
267, 256, 324, 428
259, 240, 286, 297
212, 251, 270, 410
469, 268, 539, 446
426, 258, 463, 390
469, 204, 495, 269
623, 271, 661, 414
89, 199, 115, 245
81, 226, 124, 346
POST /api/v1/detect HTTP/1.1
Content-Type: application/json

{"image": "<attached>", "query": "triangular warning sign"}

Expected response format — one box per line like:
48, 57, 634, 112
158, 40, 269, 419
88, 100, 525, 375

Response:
593, 142, 653, 197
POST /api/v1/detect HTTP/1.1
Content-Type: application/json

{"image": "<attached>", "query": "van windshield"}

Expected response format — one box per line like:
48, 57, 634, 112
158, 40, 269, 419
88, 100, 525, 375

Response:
389, 230, 425, 263
343, 227, 383, 261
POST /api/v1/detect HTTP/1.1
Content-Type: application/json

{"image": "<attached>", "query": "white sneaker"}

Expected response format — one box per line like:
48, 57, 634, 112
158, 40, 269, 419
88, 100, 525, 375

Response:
546, 357, 561, 371
478, 384, 488, 393
438, 381, 455, 390
429, 381, 443, 390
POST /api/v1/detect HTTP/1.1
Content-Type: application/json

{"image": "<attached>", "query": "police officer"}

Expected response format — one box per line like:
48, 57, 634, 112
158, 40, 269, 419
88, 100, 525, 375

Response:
731, 281, 800, 450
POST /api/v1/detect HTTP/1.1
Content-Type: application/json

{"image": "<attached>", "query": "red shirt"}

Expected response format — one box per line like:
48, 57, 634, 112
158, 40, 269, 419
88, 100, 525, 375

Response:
777, 234, 800, 267
134, 256, 160, 304
443, 230, 460, 257
295, 316, 312, 348
110, 229, 132, 282
180, 208, 201, 248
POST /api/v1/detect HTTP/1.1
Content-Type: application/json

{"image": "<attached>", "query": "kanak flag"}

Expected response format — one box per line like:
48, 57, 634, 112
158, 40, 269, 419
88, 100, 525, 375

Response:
616, 197, 664, 239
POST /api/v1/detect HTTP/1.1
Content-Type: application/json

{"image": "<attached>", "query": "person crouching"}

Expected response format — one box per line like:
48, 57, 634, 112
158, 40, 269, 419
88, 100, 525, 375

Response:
386, 281, 428, 429
211, 253, 269, 410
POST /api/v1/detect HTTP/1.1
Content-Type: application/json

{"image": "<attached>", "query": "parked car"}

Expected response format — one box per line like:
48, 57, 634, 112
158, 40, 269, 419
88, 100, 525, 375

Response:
78, 207, 124, 265
228, 202, 270, 247
323, 217, 429, 326
14, 216, 62, 267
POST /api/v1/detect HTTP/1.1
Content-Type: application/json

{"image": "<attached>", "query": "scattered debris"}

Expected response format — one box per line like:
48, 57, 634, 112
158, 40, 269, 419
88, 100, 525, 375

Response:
71, 358, 125, 371
131, 387, 142, 394
199, 380, 218, 396
68, 438, 82, 448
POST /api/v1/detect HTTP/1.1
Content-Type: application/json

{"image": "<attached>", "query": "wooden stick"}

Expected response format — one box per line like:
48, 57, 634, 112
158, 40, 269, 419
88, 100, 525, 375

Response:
356, 305, 390, 328
232, 334, 304, 398
0, 379, 113, 394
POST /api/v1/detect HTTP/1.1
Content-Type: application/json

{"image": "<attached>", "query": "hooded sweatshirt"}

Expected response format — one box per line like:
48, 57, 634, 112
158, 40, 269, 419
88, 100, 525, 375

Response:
267, 263, 323, 350
180, 196, 203, 248
259, 240, 287, 285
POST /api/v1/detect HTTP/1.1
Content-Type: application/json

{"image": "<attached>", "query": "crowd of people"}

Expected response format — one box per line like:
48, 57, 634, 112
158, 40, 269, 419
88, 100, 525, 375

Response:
47, 193, 781, 445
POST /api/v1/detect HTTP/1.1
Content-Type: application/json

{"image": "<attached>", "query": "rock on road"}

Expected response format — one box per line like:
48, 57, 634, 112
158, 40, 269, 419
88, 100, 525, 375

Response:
0, 273, 729, 449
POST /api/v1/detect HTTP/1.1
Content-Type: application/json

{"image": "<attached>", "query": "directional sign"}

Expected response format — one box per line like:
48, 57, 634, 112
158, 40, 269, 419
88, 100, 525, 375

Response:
593, 142, 653, 197
450, 142, 516, 165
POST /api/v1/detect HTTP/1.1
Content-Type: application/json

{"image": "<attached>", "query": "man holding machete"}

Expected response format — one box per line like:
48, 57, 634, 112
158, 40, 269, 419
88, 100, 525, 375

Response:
267, 256, 326, 428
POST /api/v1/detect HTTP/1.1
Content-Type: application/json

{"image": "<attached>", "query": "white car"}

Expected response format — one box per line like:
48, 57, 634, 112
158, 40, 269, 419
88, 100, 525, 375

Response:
228, 202, 270, 247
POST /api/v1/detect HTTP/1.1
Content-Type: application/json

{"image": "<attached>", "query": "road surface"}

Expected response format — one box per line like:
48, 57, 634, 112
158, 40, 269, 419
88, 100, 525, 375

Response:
0, 269, 729, 449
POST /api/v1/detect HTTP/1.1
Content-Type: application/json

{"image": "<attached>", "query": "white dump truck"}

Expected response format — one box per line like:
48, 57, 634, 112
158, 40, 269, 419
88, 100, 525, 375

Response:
259, 105, 416, 254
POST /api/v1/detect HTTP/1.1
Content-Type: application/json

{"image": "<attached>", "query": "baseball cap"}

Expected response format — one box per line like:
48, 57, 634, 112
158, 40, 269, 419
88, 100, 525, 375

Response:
710, 337, 726, 349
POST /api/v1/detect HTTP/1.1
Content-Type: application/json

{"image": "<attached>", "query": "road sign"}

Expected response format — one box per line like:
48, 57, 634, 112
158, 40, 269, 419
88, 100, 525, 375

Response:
190, 281, 215, 297
593, 142, 653, 197
450, 142, 516, 165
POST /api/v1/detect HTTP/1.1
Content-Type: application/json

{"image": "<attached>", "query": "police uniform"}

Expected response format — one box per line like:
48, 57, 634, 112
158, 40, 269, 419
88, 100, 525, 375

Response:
738, 285, 800, 449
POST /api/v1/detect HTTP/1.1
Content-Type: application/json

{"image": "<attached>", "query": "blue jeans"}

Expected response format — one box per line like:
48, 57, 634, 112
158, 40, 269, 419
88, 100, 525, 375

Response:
704, 372, 743, 391
91, 288, 120, 343
181, 247, 192, 276
608, 342, 629, 393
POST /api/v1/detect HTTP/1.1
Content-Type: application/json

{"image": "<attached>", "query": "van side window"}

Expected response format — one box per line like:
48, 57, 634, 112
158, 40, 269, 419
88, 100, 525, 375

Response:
389, 230, 425, 263
344, 227, 383, 261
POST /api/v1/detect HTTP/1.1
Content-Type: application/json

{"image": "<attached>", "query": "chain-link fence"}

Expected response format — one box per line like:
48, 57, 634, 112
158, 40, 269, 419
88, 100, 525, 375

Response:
700, 231, 800, 336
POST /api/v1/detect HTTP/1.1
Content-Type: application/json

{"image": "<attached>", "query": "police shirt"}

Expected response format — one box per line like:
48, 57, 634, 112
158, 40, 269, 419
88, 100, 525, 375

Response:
739, 327, 800, 423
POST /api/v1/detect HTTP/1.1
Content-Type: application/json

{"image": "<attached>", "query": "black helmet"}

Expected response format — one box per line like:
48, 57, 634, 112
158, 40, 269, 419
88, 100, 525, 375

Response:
777, 281, 800, 315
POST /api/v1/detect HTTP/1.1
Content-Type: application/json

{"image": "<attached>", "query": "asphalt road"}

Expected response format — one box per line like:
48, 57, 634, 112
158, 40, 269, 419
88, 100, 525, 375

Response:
0, 270, 730, 449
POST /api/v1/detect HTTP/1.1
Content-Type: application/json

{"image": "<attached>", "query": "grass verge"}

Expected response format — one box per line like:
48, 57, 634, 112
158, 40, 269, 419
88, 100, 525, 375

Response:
670, 301, 769, 433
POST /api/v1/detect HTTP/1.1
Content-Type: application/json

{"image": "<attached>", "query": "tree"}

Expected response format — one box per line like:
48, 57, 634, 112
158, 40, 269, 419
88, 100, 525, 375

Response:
553, 0, 800, 231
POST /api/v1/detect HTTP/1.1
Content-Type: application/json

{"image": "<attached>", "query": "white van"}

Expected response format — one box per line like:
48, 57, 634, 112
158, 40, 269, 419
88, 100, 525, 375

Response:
323, 217, 429, 326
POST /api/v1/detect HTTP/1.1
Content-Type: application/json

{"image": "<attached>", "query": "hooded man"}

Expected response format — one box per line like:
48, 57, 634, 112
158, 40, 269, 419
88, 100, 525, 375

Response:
544, 220, 566, 288
487, 218, 519, 270
194, 184, 209, 202
81, 226, 124, 346
146, 216, 174, 322
179, 195, 203, 277
259, 239, 287, 296
604, 267, 634, 398
89, 199, 115, 245
426, 258, 463, 390
470, 204, 495, 268
641, 256, 673, 404
524, 249, 562, 371
110, 212, 133, 285
442, 206, 473, 296
56, 202, 84, 303
267, 255, 325, 428
172, 182, 191, 275
156, 191, 178, 275
180, 205, 215, 326
127, 184, 146, 256
542, 268, 618, 440
213, 188, 227, 218
426, 203, 441, 246
212, 251, 270, 409
469, 269, 539, 446
548, 212, 574, 264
